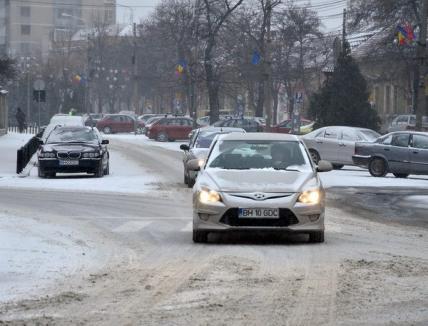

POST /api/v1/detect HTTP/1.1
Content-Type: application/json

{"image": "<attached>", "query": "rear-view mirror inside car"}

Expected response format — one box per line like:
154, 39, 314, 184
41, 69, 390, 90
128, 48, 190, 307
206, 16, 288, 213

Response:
317, 160, 333, 172
180, 144, 190, 151
187, 159, 201, 171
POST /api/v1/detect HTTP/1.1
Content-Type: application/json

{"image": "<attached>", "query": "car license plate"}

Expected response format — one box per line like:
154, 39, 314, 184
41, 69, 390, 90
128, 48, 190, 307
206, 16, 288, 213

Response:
238, 208, 279, 219
59, 160, 79, 166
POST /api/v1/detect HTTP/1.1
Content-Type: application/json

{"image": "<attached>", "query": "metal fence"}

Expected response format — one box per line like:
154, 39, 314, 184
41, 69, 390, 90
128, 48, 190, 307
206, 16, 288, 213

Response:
16, 136, 41, 174
8, 125, 40, 134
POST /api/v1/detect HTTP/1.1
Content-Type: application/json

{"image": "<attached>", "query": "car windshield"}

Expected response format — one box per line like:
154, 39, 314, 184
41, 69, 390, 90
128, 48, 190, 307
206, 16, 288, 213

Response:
359, 129, 381, 141
146, 117, 162, 125
46, 128, 98, 144
207, 140, 312, 171
195, 131, 221, 148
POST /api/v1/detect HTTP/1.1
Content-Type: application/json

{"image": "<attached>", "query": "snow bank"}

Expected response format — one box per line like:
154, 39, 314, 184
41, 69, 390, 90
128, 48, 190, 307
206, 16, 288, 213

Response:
320, 166, 428, 189
106, 134, 186, 152
0, 132, 34, 177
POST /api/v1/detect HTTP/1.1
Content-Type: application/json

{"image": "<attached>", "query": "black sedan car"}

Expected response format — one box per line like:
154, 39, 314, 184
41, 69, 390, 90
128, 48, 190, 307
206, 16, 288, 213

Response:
352, 131, 428, 178
37, 126, 110, 178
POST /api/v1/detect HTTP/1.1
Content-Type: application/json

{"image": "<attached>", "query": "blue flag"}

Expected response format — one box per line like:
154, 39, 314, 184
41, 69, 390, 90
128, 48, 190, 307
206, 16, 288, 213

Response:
251, 50, 261, 65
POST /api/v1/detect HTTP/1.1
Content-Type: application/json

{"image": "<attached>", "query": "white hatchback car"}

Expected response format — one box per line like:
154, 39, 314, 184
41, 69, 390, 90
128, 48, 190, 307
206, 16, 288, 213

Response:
188, 133, 332, 243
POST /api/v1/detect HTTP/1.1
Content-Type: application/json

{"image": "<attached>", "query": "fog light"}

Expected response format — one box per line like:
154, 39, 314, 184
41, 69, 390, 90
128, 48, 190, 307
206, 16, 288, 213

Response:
199, 213, 210, 221
308, 214, 320, 222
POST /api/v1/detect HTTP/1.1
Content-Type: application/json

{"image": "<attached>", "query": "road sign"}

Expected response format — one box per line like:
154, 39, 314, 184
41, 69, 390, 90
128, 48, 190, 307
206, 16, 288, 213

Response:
33, 79, 45, 91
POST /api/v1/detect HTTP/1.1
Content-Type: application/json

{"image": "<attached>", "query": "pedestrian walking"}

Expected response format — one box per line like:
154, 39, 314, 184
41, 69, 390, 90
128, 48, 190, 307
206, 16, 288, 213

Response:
15, 107, 26, 133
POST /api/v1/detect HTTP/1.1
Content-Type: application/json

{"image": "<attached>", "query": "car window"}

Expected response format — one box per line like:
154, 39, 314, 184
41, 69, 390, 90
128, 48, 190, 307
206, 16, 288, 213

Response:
412, 134, 428, 149
279, 120, 291, 128
341, 130, 359, 141
109, 116, 121, 122
396, 115, 409, 123
379, 134, 392, 144
46, 128, 98, 143
181, 119, 192, 126
391, 134, 410, 147
409, 116, 416, 125
359, 130, 381, 141
324, 128, 338, 139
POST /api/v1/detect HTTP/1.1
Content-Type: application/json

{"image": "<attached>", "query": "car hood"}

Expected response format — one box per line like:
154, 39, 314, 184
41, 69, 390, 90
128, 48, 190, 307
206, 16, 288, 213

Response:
201, 168, 316, 193
42, 143, 100, 152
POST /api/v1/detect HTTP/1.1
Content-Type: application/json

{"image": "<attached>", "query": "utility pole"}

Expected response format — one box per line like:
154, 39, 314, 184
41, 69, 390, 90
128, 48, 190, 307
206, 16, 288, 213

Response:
416, 0, 428, 131
131, 23, 140, 114
264, 0, 273, 127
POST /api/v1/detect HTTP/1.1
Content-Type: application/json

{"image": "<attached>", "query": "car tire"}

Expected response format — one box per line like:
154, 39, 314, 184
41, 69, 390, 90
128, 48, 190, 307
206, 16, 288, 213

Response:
309, 149, 320, 164
95, 162, 104, 178
157, 132, 168, 142
393, 173, 408, 178
187, 177, 195, 188
38, 167, 46, 178
308, 231, 324, 243
103, 126, 112, 134
104, 162, 110, 175
332, 164, 344, 170
193, 230, 208, 243
368, 157, 388, 177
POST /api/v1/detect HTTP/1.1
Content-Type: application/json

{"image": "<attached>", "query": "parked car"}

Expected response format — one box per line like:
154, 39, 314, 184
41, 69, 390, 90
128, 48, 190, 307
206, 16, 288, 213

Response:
187, 132, 333, 243
84, 113, 104, 127
138, 114, 163, 124
147, 116, 194, 141
96, 114, 144, 134
180, 127, 245, 187
353, 131, 428, 178
267, 118, 314, 134
387, 114, 428, 133
302, 126, 381, 169
37, 126, 110, 178
142, 116, 163, 135
212, 117, 264, 132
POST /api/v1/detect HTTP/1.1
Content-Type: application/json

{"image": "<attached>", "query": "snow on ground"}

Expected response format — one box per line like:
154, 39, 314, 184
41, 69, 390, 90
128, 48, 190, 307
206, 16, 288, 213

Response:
105, 133, 186, 152
319, 166, 428, 189
0, 213, 107, 303
0, 132, 34, 177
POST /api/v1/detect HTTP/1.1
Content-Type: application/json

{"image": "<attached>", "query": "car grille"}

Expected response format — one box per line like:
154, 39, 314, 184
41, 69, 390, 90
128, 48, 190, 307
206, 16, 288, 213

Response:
57, 152, 81, 159
219, 208, 299, 227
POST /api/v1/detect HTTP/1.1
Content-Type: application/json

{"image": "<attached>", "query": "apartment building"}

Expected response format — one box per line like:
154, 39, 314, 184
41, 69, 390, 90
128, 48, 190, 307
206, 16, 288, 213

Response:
1, 0, 116, 57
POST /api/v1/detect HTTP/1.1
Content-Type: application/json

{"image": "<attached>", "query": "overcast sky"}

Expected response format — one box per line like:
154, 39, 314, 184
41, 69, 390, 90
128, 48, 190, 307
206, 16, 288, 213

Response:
116, 0, 347, 33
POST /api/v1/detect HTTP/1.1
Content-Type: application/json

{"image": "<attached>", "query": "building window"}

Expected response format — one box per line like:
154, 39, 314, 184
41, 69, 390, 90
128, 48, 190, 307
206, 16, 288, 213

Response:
20, 6, 31, 17
21, 25, 31, 35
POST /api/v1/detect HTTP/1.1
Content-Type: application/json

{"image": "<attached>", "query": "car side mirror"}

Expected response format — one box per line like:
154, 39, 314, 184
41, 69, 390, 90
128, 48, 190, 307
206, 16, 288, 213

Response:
101, 139, 109, 145
180, 144, 190, 151
317, 160, 333, 172
187, 159, 201, 171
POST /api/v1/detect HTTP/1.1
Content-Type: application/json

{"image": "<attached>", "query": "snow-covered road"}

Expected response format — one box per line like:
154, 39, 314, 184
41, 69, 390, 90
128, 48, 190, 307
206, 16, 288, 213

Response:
1, 132, 428, 325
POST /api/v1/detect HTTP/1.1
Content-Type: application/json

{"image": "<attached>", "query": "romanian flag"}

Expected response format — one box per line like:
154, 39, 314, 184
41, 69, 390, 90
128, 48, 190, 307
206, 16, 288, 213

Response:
397, 23, 415, 46
175, 59, 187, 77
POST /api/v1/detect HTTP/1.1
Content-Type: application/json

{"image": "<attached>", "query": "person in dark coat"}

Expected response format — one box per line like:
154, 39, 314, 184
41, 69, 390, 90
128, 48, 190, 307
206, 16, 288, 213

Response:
16, 107, 26, 133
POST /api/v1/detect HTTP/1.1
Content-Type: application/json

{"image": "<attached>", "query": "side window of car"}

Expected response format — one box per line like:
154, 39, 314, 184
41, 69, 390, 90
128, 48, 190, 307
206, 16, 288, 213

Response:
396, 115, 409, 124
391, 134, 410, 147
324, 128, 338, 139
314, 129, 325, 138
380, 135, 392, 144
412, 135, 428, 149
342, 131, 357, 141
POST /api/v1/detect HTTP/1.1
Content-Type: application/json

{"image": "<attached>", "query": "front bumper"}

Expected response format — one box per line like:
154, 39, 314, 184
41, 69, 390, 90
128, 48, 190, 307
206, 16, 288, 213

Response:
38, 158, 101, 173
193, 192, 324, 233
352, 155, 370, 168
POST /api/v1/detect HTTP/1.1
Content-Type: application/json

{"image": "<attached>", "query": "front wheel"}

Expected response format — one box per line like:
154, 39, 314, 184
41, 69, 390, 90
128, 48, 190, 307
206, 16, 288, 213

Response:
369, 157, 388, 177
103, 126, 112, 134
95, 162, 104, 178
393, 173, 408, 178
157, 132, 168, 142
308, 231, 324, 243
104, 162, 110, 175
193, 230, 208, 243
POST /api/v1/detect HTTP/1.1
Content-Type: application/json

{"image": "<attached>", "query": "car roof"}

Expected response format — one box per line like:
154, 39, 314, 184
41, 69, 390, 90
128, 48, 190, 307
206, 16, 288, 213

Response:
387, 131, 428, 136
199, 127, 245, 132
53, 125, 93, 132
218, 132, 300, 141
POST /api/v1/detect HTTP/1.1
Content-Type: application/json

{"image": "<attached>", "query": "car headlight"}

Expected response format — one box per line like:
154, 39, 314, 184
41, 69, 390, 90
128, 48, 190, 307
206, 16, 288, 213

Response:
199, 188, 221, 204
39, 152, 55, 158
298, 189, 321, 205
83, 152, 100, 158
197, 158, 205, 167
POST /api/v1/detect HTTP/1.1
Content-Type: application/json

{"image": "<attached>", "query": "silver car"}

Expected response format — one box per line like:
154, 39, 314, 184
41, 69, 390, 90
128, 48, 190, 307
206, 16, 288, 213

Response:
188, 133, 332, 243
180, 127, 245, 187
301, 126, 380, 168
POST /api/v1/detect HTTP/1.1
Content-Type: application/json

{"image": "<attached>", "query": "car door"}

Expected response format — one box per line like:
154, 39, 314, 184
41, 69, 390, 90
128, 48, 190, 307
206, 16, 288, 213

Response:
315, 127, 340, 162
387, 133, 411, 173
122, 115, 134, 132
339, 129, 361, 164
110, 115, 121, 133
410, 134, 428, 174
